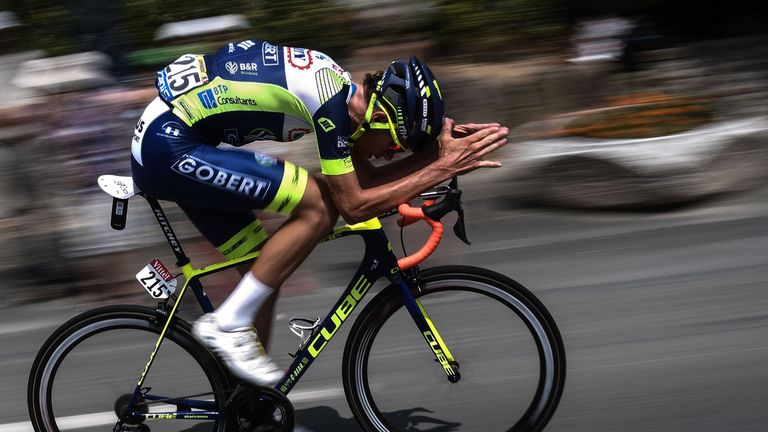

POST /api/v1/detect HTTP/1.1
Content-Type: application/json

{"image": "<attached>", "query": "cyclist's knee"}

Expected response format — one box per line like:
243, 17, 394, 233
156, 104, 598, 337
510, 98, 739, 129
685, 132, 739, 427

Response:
293, 175, 338, 232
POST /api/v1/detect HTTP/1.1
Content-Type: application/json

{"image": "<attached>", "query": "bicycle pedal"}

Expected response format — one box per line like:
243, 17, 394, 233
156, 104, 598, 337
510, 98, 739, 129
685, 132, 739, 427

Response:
288, 316, 321, 348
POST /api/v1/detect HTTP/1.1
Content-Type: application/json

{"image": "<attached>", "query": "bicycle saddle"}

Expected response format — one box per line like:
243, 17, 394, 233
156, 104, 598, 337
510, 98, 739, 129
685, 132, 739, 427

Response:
98, 175, 140, 199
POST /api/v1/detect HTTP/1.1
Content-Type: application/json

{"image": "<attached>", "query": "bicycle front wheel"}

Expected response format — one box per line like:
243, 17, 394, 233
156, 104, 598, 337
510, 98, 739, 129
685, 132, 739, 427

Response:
343, 266, 566, 432
28, 305, 230, 432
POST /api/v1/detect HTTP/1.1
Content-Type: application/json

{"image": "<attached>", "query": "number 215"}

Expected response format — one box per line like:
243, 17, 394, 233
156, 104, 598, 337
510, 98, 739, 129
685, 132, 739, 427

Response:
165, 55, 202, 92
139, 271, 164, 297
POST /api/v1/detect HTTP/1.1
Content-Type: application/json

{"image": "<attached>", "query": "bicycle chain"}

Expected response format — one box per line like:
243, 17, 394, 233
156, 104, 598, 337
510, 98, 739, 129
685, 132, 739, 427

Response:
226, 384, 294, 432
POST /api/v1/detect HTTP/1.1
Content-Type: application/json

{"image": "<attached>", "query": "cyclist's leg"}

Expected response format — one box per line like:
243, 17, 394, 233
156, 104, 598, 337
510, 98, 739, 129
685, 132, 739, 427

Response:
132, 101, 279, 342
171, 153, 338, 385
176, 204, 279, 346
131, 105, 338, 383
162, 155, 335, 340
250, 173, 338, 288
238, 173, 339, 349
170, 146, 339, 324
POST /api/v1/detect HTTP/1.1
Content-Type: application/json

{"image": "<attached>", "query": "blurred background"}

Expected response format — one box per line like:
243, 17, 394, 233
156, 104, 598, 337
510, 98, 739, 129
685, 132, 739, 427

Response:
1, 1, 767, 431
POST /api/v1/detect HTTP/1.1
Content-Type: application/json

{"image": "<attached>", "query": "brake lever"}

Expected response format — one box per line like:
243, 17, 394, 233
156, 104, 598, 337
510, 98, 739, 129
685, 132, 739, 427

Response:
453, 206, 471, 245
422, 177, 471, 245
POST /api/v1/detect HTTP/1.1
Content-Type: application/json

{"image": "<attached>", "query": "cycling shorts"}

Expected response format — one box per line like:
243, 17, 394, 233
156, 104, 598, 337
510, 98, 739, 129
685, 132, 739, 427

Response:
131, 98, 309, 258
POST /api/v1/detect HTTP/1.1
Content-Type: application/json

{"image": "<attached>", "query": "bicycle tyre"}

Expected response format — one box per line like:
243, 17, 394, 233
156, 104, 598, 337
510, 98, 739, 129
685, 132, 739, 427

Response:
342, 265, 566, 432
27, 305, 231, 432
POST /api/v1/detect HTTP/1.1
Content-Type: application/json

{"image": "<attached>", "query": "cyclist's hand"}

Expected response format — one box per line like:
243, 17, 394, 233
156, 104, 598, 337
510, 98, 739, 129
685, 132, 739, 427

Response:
438, 117, 508, 175
452, 122, 502, 139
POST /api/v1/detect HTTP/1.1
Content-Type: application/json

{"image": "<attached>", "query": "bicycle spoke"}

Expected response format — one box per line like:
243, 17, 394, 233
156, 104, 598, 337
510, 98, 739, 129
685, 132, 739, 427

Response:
29, 307, 229, 432
52, 331, 217, 429
371, 291, 540, 430
344, 268, 565, 432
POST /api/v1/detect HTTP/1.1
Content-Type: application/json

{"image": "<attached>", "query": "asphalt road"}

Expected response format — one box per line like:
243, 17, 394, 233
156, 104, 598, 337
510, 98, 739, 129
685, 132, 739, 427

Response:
2, 182, 767, 432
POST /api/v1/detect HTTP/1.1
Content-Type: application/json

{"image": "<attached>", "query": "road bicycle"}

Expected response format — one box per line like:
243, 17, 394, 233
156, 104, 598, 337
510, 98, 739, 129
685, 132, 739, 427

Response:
28, 174, 566, 432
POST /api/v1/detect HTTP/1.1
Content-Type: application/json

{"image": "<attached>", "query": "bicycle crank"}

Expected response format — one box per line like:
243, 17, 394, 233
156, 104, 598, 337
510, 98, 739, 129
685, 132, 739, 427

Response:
226, 384, 295, 432
113, 423, 150, 432
113, 393, 148, 430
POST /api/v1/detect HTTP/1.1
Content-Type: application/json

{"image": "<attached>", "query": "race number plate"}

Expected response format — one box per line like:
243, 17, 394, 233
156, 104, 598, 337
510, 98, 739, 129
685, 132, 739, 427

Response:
136, 259, 177, 299
156, 54, 209, 102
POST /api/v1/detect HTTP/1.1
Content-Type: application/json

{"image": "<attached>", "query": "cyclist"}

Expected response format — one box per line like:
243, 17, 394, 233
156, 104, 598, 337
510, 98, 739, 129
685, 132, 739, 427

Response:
130, 38, 508, 386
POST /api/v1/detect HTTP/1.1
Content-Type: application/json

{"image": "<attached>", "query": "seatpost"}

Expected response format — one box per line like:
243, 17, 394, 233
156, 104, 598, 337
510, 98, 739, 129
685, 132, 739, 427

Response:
142, 195, 191, 267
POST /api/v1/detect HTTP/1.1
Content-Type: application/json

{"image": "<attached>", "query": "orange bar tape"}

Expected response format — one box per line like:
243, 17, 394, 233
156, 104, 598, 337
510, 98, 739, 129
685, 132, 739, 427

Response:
396, 203, 443, 270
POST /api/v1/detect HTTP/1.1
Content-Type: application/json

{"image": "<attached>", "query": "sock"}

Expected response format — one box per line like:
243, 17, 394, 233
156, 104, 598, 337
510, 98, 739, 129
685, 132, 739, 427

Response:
213, 272, 274, 331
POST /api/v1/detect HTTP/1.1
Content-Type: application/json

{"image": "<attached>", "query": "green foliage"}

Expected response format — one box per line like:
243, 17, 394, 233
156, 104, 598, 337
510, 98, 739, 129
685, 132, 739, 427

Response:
2, 0, 566, 63
0, 1, 353, 60
0, 0, 76, 56
433, 0, 568, 60
3, 1, 768, 64
118, 0, 262, 49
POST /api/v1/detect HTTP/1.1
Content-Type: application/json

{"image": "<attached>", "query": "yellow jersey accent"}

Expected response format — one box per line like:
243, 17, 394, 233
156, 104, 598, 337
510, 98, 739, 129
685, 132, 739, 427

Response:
333, 218, 382, 235
171, 77, 313, 127
320, 157, 354, 176
317, 117, 336, 132
265, 161, 308, 214
216, 219, 268, 259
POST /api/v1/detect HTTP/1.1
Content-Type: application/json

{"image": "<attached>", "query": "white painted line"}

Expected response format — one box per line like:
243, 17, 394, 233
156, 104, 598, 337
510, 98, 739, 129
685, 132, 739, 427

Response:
56, 412, 117, 430
0, 422, 33, 432
288, 387, 343, 403
1, 411, 121, 431
0, 387, 343, 431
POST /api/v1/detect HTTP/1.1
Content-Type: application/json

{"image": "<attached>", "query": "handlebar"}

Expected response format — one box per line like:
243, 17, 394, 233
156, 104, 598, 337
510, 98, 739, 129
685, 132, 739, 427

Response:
397, 200, 435, 227
391, 177, 470, 270
396, 204, 444, 270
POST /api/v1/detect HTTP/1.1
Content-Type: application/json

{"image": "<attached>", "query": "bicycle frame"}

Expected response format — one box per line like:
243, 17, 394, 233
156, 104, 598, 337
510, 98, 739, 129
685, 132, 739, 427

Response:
125, 194, 458, 422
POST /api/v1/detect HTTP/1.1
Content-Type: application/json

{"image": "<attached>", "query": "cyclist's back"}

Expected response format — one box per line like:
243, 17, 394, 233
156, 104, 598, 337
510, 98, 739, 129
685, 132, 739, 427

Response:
156, 39, 353, 169
131, 38, 355, 257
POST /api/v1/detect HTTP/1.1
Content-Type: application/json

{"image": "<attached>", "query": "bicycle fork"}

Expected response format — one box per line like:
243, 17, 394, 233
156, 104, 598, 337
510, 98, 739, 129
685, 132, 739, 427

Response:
393, 273, 461, 383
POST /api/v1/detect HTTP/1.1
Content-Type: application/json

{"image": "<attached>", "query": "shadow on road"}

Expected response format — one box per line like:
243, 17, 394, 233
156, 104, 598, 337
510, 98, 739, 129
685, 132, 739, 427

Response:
296, 406, 461, 431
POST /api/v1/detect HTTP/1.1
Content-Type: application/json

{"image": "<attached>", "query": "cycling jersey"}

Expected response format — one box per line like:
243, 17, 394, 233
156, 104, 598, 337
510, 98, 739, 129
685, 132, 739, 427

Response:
130, 39, 355, 259
155, 39, 355, 176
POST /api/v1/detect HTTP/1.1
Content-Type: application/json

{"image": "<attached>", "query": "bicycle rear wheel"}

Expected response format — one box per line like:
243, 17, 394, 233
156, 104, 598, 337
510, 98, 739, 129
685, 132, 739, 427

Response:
343, 266, 566, 432
28, 305, 230, 432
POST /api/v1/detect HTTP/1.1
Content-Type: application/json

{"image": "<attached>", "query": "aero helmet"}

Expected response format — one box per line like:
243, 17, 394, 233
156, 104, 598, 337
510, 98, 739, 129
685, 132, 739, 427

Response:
351, 56, 444, 152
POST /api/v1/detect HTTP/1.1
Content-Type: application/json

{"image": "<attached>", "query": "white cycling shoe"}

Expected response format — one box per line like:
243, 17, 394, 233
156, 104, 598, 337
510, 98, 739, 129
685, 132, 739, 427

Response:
192, 314, 284, 386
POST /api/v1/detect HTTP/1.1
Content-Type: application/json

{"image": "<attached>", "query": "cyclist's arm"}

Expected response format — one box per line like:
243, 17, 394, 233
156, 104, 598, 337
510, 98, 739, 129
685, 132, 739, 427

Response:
351, 145, 438, 189
324, 161, 449, 224
349, 122, 504, 189
325, 118, 508, 224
